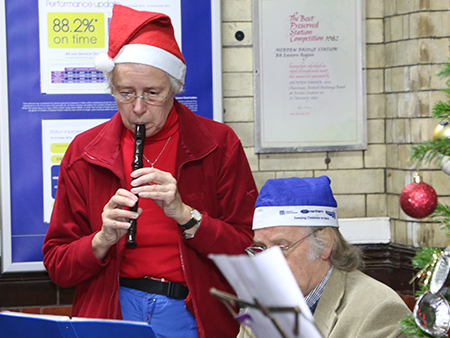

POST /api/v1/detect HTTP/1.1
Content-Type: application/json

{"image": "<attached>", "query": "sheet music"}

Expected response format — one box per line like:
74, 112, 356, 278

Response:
210, 247, 323, 338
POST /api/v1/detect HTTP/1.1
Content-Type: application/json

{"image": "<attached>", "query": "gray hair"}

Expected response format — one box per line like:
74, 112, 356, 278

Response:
307, 226, 363, 271
104, 65, 184, 94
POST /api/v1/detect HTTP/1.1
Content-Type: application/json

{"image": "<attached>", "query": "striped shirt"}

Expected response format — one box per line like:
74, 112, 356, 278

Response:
305, 266, 333, 314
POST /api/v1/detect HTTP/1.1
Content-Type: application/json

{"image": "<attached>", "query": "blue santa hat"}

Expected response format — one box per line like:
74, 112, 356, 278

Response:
253, 176, 339, 230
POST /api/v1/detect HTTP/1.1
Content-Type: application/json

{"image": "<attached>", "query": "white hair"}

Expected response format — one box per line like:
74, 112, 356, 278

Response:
306, 226, 363, 271
105, 66, 184, 94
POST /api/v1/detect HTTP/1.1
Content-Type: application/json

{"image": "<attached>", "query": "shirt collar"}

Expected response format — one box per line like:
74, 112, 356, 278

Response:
305, 266, 333, 312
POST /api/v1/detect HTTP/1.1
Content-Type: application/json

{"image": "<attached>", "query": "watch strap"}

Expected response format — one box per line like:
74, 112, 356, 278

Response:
178, 218, 197, 230
178, 208, 201, 230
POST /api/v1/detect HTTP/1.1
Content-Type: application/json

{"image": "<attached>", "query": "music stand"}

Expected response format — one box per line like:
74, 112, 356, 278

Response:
0, 311, 156, 338
209, 247, 323, 338
211, 287, 304, 338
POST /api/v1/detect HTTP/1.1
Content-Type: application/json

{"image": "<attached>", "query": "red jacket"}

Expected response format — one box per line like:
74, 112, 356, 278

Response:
43, 100, 258, 338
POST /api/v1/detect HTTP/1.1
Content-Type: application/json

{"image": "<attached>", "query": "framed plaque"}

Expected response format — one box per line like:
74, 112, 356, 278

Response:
253, 0, 367, 153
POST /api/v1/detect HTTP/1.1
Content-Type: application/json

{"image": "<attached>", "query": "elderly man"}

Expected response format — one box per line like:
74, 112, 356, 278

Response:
239, 176, 410, 338
43, 5, 257, 338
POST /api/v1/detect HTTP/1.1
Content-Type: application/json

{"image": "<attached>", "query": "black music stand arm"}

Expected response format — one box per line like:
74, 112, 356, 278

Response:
210, 288, 302, 338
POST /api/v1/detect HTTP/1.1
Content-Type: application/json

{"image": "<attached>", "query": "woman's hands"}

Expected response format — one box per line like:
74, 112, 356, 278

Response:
92, 188, 141, 260
130, 167, 191, 225
92, 168, 192, 260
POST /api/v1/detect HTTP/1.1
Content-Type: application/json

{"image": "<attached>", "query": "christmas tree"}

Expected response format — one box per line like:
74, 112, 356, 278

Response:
400, 62, 450, 337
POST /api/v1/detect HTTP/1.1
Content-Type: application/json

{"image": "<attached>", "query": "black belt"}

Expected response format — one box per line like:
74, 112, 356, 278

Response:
119, 277, 189, 300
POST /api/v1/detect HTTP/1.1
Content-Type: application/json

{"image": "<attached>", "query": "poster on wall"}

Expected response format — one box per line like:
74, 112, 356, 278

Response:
253, 0, 367, 153
0, 0, 222, 272
38, 1, 181, 94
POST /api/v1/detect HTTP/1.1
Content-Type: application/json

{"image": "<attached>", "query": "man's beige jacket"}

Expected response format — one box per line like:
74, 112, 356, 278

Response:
237, 268, 410, 338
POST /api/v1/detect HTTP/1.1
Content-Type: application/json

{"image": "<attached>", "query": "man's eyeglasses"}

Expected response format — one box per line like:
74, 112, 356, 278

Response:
112, 90, 169, 106
245, 229, 321, 257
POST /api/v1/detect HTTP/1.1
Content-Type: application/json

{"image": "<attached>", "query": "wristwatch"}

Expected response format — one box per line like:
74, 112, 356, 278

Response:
178, 208, 202, 230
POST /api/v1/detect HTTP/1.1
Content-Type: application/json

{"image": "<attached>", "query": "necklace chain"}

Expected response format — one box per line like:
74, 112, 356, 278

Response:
142, 136, 172, 168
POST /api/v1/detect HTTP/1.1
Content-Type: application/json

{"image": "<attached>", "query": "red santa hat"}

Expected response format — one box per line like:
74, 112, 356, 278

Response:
94, 4, 186, 84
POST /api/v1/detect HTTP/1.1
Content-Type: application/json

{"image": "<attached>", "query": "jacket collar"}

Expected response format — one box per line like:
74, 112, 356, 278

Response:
174, 99, 217, 164
83, 99, 218, 177
313, 268, 347, 337
83, 112, 125, 179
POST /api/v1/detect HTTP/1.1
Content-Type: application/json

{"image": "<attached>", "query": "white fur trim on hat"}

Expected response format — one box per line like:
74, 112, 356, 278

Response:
114, 44, 186, 84
252, 205, 339, 230
94, 53, 115, 73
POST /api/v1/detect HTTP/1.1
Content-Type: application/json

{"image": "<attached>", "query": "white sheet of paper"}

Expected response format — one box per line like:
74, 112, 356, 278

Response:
210, 247, 323, 338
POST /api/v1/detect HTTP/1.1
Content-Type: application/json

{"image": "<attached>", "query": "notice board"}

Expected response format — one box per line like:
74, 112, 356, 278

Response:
0, 0, 222, 272
253, 0, 367, 153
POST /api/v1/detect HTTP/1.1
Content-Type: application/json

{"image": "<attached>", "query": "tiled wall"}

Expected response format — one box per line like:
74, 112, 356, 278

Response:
222, 0, 450, 248
384, 1, 450, 247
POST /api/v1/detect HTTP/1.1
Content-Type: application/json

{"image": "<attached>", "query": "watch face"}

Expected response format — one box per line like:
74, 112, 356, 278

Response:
178, 208, 202, 230
192, 209, 202, 222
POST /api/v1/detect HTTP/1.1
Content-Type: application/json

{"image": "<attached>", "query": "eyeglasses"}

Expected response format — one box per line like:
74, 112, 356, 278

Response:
245, 229, 321, 257
112, 90, 170, 106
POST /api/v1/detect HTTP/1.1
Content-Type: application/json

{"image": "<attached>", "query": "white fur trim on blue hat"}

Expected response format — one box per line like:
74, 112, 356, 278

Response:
253, 205, 339, 230
114, 44, 186, 84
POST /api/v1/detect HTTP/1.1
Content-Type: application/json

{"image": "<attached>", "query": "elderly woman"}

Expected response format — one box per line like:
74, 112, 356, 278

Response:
43, 5, 257, 338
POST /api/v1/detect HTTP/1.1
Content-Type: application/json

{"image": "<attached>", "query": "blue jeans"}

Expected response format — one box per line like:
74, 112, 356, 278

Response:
119, 286, 198, 338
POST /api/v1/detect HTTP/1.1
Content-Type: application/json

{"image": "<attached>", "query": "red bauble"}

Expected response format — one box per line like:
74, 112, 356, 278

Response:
400, 180, 438, 219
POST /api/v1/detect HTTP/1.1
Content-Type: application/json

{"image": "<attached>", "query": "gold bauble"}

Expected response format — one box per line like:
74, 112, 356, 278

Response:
433, 122, 450, 141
